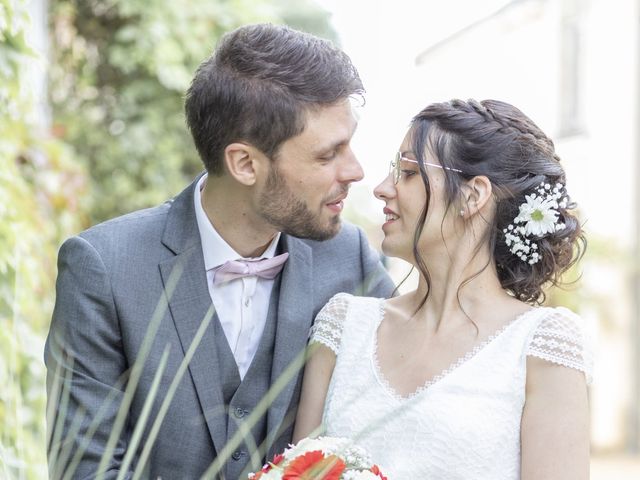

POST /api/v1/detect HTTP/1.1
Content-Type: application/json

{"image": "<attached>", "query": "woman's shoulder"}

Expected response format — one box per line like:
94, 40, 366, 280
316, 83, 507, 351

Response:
319, 292, 385, 316
505, 302, 583, 336
525, 305, 594, 384
527, 305, 586, 341
309, 293, 384, 355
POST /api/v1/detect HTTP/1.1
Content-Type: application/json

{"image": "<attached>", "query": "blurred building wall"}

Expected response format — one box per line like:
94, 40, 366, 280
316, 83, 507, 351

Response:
412, 0, 639, 453
26, 0, 50, 128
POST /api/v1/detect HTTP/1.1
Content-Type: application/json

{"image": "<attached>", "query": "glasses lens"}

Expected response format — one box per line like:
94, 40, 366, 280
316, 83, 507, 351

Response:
389, 157, 396, 183
391, 152, 401, 184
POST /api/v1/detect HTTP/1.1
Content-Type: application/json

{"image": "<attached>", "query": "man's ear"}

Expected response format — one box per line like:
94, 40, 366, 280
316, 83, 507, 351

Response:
461, 175, 493, 217
223, 143, 265, 186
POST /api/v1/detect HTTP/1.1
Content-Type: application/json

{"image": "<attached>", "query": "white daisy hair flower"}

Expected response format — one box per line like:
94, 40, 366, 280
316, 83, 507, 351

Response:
518, 195, 560, 236
503, 182, 568, 265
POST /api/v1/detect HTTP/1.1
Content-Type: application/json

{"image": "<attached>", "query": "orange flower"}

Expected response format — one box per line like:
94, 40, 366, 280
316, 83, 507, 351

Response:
370, 465, 388, 480
282, 451, 346, 480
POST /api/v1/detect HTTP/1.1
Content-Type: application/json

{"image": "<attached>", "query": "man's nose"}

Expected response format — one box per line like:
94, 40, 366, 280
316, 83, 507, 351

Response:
338, 148, 364, 183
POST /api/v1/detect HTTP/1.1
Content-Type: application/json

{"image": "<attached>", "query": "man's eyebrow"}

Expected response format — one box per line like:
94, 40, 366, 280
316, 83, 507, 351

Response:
312, 140, 347, 155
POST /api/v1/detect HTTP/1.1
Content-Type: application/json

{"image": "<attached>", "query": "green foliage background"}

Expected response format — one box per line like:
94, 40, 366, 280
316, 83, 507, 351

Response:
1, 0, 335, 477
1, 0, 87, 476
49, 0, 335, 223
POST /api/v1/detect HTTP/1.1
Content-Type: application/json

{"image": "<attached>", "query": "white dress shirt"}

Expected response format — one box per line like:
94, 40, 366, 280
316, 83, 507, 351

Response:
194, 174, 281, 379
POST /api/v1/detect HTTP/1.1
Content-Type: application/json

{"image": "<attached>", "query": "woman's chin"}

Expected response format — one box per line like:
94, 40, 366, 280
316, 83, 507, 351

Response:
380, 239, 393, 257
380, 240, 408, 261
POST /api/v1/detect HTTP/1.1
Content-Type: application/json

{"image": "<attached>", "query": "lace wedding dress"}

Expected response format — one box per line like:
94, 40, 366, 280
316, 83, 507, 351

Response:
310, 293, 593, 479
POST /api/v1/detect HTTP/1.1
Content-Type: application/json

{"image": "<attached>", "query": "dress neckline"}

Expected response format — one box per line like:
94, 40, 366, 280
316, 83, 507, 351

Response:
370, 299, 544, 402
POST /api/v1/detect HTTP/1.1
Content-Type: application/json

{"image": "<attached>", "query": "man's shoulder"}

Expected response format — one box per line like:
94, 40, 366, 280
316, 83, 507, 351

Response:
76, 177, 200, 252
79, 201, 173, 246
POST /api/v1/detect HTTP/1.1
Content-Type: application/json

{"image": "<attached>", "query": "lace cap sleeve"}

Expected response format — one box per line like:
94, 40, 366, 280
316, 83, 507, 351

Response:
527, 307, 594, 384
309, 293, 352, 355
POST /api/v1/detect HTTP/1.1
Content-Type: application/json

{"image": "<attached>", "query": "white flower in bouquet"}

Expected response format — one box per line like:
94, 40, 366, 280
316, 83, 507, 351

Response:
342, 470, 382, 479
248, 436, 387, 480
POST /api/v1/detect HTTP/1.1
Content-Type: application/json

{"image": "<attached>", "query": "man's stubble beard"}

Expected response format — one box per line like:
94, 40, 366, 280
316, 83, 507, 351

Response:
257, 165, 343, 241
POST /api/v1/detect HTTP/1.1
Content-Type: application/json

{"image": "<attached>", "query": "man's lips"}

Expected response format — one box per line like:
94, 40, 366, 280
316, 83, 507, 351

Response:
325, 194, 347, 213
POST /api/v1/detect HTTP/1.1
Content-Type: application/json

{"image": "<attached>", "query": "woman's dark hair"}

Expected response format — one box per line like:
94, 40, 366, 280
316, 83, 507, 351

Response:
185, 23, 364, 175
408, 99, 586, 305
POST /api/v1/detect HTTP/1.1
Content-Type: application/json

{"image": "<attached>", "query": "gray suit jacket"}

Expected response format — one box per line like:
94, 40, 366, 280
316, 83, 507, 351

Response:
45, 177, 394, 479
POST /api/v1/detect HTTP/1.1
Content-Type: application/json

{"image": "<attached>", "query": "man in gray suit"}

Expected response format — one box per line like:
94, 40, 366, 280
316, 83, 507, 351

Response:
45, 23, 393, 479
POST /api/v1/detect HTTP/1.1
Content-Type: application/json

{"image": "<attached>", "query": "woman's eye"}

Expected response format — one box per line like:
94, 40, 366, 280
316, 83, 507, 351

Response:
400, 170, 417, 178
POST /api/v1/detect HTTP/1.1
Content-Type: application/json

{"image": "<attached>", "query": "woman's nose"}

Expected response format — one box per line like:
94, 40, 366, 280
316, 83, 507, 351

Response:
374, 173, 396, 201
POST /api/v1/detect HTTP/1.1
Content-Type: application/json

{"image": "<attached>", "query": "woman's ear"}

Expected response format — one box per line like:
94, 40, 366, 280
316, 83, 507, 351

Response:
223, 143, 264, 186
460, 175, 493, 217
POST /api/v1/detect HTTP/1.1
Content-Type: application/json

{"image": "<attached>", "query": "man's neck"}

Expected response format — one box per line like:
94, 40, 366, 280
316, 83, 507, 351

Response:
200, 175, 279, 258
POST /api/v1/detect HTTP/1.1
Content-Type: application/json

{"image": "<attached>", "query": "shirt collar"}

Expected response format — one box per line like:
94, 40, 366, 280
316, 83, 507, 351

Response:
194, 173, 281, 271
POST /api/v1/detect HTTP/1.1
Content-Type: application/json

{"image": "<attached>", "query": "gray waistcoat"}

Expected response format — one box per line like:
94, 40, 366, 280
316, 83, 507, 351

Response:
214, 279, 280, 480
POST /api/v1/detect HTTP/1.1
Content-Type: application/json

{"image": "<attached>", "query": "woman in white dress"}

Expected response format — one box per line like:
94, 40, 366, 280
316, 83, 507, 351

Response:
293, 99, 592, 479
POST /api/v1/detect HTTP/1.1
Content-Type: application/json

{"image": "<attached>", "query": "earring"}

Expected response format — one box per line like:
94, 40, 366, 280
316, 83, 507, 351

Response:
459, 209, 465, 217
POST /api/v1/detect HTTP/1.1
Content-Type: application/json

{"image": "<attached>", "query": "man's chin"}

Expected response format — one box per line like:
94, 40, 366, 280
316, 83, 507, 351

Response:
300, 217, 341, 242
324, 214, 342, 234
311, 225, 341, 242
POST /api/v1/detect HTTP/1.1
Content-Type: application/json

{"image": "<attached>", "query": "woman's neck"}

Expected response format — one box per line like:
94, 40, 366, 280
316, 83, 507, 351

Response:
410, 248, 510, 330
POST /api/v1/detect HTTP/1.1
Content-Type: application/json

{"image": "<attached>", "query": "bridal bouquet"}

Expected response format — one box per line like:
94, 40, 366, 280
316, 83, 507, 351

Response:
248, 436, 387, 479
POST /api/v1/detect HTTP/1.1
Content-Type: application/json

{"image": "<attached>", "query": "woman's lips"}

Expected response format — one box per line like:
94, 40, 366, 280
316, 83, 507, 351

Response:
382, 207, 399, 228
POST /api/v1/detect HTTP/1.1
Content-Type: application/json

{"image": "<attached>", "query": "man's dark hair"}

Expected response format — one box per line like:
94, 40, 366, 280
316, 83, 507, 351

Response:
185, 23, 364, 175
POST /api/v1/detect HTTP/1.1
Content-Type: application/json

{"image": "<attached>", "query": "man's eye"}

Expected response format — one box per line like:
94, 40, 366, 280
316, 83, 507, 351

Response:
319, 151, 338, 161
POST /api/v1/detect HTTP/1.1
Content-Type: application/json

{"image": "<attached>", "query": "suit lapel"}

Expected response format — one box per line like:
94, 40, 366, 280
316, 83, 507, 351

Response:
159, 175, 228, 457
266, 235, 313, 451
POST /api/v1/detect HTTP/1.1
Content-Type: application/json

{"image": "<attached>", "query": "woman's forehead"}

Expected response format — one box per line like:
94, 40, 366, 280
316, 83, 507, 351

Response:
399, 143, 440, 166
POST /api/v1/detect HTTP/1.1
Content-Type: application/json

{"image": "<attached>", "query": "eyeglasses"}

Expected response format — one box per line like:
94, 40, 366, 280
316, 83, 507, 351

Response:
389, 151, 464, 184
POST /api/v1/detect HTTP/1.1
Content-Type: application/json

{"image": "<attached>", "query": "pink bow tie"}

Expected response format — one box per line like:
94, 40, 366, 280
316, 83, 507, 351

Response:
212, 253, 289, 285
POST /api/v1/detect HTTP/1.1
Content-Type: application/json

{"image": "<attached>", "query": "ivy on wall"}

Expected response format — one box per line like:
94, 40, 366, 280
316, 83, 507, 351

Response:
1, 0, 87, 477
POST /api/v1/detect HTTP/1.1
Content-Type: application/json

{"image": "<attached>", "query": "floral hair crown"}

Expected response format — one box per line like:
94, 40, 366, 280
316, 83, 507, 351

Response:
503, 182, 568, 265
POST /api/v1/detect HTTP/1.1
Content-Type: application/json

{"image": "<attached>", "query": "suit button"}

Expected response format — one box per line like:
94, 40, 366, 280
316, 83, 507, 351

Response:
234, 407, 246, 418
232, 451, 243, 461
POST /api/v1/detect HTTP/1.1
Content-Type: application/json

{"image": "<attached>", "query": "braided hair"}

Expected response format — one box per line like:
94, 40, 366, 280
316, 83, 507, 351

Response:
409, 99, 585, 305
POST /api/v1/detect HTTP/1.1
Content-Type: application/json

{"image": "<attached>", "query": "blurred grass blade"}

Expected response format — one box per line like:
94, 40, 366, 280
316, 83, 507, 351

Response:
96, 261, 184, 479
45, 344, 65, 454
132, 304, 215, 480
51, 405, 86, 480
47, 351, 74, 476
200, 343, 313, 479
61, 373, 129, 480
116, 345, 171, 480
